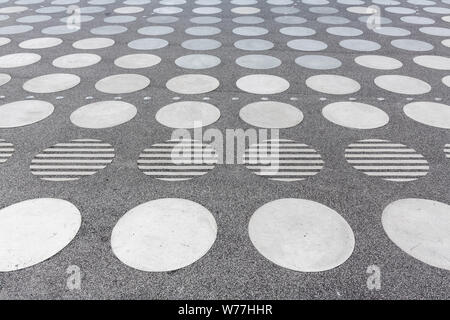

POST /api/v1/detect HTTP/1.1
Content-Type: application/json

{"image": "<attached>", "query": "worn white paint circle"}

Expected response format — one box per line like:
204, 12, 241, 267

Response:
23, 73, 80, 93
0, 53, 40, 68
166, 74, 219, 94
354, 55, 403, 70
322, 102, 389, 129
249, 198, 355, 272
382, 198, 450, 270
413, 55, 450, 70
70, 101, 137, 129
236, 74, 289, 94
0, 198, 81, 272
156, 101, 220, 128
95, 74, 150, 94
306, 75, 360, 95
114, 54, 161, 69
403, 101, 450, 129
19, 37, 62, 49
239, 101, 303, 128
73, 37, 114, 49
374, 75, 431, 95
111, 198, 217, 272
0, 100, 54, 128
52, 53, 101, 68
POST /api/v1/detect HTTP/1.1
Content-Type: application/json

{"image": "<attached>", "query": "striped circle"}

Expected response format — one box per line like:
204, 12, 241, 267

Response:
243, 139, 324, 182
345, 139, 429, 182
0, 138, 14, 165
138, 139, 218, 181
445, 144, 450, 159
30, 139, 115, 181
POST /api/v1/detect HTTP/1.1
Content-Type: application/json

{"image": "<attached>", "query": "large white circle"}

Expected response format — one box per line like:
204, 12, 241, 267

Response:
166, 74, 219, 94
382, 198, 450, 270
0, 53, 41, 68
306, 75, 360, 95
0, 100, 54, 128
239, 101, 303, 128
236, 74, 289, 94
23, 73, 80, 93
73, 37, 114, 49
156, 101, 220, 128
249, 199, 355, 272
70, 101, 137, 129
403, 101, 450, 129
52, 53, 101, 68
95, 74, 150, 94
0, 198, 81, 272
19, 37, 62, 49
111, 198, 217, 272
413, 55, 450, 70
114, 54, 161, 69
354, 55, 403, 70
322, 102, 389, 129
374, 75, 431, 95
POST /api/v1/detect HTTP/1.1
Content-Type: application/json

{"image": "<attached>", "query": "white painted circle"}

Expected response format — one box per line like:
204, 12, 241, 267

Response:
30, 139, 115, 181
354, 55, 402, 70
19, 37, 62, 49
345, 139, 429, 182
70, 101, 137, 129
0, 100, 53, 128
235, 55, 281, 70
322, 102, 389, 129
156, 101, 220, 128
166, 74, 219, 94
0, 53, 40, 68
403, 101, 450, 129
382, 198, 450, 270
111, 198, 217, 272
306, 75, 360, 95
0, 198, 81, 272
138, 139, 218, 181
236, 74, 290, 94
175, 54, 220, 69
0, 73, 10, 87
53, 53, 100, 68
95, 74, 150, 94
249, 198, 354, 272
23, 73, 80, 93
114, 54, 161, 69
413, 55, 450, 70
374, 75, 431, 95
73, 37, 114, 49
239, 101, 303, 128
0, 138, 14, 165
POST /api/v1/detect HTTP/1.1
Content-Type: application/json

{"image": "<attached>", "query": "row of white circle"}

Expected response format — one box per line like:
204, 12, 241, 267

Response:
1, 72, 449, 96
2, 51, 450, 72
1, 137, 449, 183
1, 99, 449, 130
0, 197, 449, 273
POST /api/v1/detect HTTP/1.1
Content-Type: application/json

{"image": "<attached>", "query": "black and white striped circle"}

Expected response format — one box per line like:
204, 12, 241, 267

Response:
30, 139, 115, 181
137, 139, 218, 181
345, 139, 429, 182
0, 138, 14, 165
243, 139, 324, 182
445, 144, 450, 159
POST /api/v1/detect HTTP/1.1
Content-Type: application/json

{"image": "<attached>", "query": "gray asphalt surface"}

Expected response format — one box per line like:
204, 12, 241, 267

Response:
0, 0, 449, 299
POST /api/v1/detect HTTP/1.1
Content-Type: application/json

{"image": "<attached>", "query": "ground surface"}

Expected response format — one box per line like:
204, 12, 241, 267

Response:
0, 0, 449, 300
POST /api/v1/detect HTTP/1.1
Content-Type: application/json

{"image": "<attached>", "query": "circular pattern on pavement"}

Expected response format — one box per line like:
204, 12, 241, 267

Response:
345, 139, 429, 182
166, 74, 219, 94
382, 198, 450, 270
30, 139, 115, 181
403, 102, 450, 129
95, 74, 150, 94
156, 101, 220, 128
0, 100, 54, 128
322, 102, 389, 129
306, 75, 360, 95
0, 198, 81, 272
239, 101, 303, 128
248, 198, 354, 272
111, 198, 217, 272
236, 74, 289, 94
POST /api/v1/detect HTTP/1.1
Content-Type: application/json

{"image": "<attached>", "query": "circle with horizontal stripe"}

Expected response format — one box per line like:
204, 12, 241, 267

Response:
243, 139, 324, 182
445, 144, 450, 160
138, 139, 218, 181
345, 139, 429, 182
30, 139, 115, 182
0, 138, 14, 165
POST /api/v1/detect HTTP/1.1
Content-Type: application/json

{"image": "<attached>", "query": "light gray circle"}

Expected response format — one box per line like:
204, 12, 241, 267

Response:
391, 39, 433, 51
287, 39, 328, 51
182, 38, 221, 50
234, 39, 274, 51
175, 54, 221, 69
340, 39, 381, 51
295, 55, 341, 70
128, 38, 169, 50
235, 55, 281, 69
